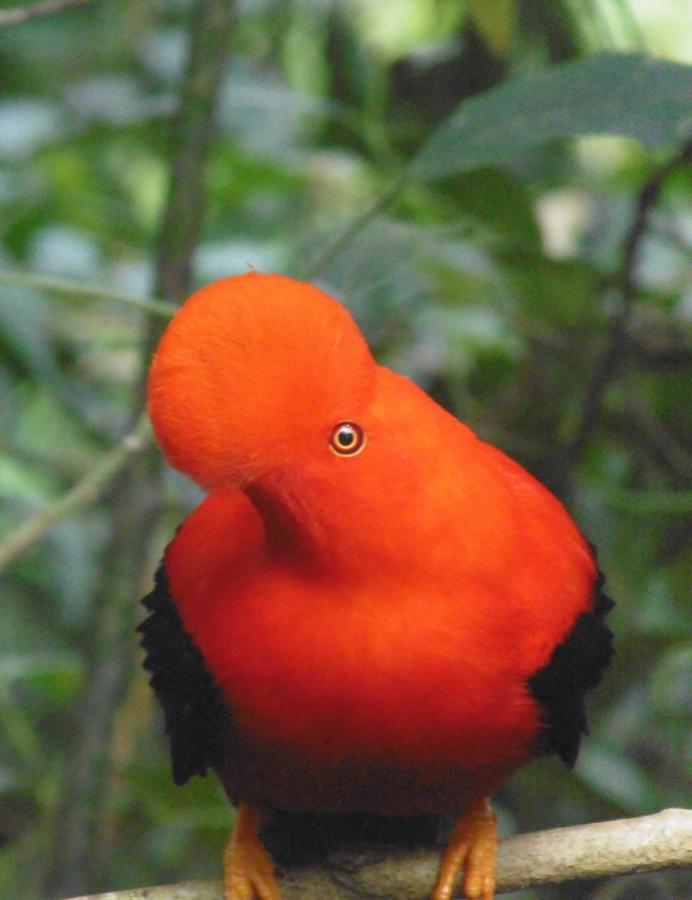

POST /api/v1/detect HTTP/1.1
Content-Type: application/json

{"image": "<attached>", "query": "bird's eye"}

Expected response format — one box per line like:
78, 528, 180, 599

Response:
329, 421, 366, 457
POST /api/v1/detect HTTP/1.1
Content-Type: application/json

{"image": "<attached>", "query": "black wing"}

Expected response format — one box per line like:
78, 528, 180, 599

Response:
138, 562, 226, 786
527, 552, 615, 767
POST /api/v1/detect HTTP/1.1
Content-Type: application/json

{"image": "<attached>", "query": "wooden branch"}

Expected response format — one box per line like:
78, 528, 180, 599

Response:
68, 808, 692, 899
0, 0, 88, 28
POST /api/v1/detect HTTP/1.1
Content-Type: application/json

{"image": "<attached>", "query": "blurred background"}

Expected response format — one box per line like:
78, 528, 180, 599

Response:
0, 1, 690, 898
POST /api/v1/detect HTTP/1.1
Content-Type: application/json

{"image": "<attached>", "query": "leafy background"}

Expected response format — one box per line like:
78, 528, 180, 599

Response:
0, 1, 690, 898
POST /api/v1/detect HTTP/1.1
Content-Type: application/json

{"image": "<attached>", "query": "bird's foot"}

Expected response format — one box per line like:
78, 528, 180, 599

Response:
224, 802, 281, 900
431, 797, 497, 900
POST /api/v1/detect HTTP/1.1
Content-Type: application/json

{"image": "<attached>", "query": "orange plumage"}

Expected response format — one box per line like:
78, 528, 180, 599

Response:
140, 272, 613, 899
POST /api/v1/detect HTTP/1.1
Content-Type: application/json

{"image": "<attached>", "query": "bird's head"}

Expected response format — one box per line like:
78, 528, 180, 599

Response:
149, 272, 505, 572
148, 272, 376, 491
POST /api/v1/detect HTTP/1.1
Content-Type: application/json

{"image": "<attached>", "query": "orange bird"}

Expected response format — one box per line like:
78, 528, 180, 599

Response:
139, 272, 613, 899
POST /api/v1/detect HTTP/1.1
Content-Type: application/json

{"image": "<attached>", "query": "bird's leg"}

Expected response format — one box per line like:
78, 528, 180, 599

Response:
223, 802, 281, 900
431, 797, 497, 900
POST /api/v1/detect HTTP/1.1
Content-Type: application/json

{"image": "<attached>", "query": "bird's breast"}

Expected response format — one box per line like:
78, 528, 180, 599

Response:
185, 561, 540, 777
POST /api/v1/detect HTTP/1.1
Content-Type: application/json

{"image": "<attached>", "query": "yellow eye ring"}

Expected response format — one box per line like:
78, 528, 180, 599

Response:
329, 421, 366, 457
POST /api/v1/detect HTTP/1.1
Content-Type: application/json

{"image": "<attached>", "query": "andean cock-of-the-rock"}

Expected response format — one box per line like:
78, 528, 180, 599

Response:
139, 272, 614, 899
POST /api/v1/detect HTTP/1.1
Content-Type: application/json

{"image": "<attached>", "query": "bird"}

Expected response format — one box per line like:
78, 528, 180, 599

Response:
138, 271, 614, 900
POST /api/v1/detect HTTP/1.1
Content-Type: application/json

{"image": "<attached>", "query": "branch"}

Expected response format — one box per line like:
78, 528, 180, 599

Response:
43, 4, 236, 896
0, 273, 163, 571
0, 412, 151, 575
0, 0, 236, 577
153, 0, 237, 307
566, 139, 692, 462
0, 269, 175, 319
67, 809, 692, 899
300, 177, 405, 281
0, 0, 88, 28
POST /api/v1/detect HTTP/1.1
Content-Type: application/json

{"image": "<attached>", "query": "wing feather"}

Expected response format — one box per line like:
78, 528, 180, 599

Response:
138, 562, 226, 785
527, 550, 614, 767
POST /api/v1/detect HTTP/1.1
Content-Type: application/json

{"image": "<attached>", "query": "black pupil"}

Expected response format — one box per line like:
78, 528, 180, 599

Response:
338, 428, 355, 447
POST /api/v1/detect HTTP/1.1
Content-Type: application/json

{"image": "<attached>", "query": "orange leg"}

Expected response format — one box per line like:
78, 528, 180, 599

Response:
223, 802, 281, 900
431, 797, 497, 900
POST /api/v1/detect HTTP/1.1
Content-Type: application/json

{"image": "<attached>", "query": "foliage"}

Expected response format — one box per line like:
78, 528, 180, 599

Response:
0, 1, 690, 898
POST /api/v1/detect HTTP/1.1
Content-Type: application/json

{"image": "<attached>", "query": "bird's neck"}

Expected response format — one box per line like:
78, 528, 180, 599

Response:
245, 481, 330, 566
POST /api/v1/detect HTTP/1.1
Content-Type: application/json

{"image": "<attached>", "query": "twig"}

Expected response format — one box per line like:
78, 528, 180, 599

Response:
626, 392, 692, 487
0, 405, 156, 582
300, 176, 406, 281
0, 269, 175, 319
566, 139, 692, 462
0, 0, 88, 28
0, 412, 151, 575
67, 808, 692, 899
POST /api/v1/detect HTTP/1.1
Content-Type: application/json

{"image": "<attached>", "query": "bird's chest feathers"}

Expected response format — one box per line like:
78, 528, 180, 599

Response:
184, 565, 536, 769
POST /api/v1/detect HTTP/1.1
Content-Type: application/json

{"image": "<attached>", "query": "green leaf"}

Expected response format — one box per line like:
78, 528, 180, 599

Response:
410, 53, 692, 180
448, 168, 542, 247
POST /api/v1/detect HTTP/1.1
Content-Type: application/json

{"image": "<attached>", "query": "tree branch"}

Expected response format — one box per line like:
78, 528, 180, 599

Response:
0, 270, 166, 573
66, 808, 692, 899
0, 0, 88, 28
152, 0, 236, 308
0, 269, 175, 319
0, 4, 236, 581
0, 411, 151, 575
43, 2, 236, 896
300, 177, 406, 281
566, 139, 692, 462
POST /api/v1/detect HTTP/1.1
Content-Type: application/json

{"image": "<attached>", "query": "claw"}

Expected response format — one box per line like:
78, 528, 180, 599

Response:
431, 797, 497, 900
224, 803, 281, 900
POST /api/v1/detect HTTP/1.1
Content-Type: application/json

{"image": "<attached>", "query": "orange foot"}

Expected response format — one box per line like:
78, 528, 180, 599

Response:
431, 797, 497, 900
223, 802, 281, 900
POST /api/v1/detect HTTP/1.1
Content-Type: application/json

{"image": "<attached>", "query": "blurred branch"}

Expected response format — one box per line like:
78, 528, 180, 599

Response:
0, 0, 88, 27
566, 138, 692, 462
0, 273, 172, 575
0, 0, 234, 576
44, 2, 236, 896
627, 391, 692, 487
0, 269, 175, 318
300, 177, 406, 280
0, 412, 151, 576
68, 808, 692, 899
153, 0, 236, 308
